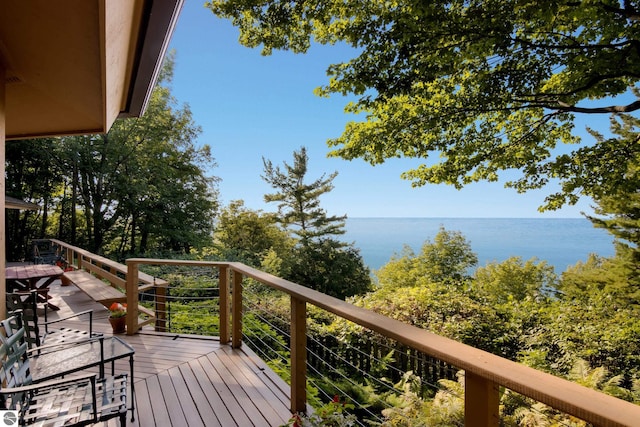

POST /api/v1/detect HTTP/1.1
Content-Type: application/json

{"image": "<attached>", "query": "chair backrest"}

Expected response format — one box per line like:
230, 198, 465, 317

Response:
6, 292, 43, 349
31, 239, 59, 264
0, 314, 32, 409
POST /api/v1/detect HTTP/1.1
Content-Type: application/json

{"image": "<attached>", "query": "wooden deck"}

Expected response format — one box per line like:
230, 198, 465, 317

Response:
42, 280, 294, 427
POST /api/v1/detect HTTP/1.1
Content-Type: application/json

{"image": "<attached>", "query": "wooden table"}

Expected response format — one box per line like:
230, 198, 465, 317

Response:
6, 264, 63, 310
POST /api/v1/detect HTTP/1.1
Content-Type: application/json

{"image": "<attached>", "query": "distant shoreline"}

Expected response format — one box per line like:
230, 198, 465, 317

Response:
347, 216, 588, 220
344, 217, 613, 273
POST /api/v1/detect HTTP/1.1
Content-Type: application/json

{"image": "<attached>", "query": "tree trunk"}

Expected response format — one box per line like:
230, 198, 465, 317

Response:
71, 160, 77, 244
130, 213, 137, 254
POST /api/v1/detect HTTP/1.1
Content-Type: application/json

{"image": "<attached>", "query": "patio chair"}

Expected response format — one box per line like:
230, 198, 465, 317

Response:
31, 239, 60, 264
6, 290, 100, 350
0, 314, 128, 426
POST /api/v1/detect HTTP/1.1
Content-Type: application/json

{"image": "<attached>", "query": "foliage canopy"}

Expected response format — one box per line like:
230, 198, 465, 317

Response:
6, 55, 218, 258
376, 227, 478, 288
212, 200, 293, 269
209, 0, 640, 210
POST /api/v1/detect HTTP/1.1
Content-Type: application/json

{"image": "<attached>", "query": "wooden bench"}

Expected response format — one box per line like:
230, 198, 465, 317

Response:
51, 239, 168, 331
63, 270, 125, 307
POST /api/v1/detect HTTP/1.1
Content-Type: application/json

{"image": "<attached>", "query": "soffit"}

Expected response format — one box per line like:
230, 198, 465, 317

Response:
5, 196, 39, 210
0, 0, 183, 140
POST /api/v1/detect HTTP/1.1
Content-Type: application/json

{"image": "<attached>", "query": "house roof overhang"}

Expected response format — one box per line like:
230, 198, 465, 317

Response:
5, 196, 39, 210
0, 0, 183, 140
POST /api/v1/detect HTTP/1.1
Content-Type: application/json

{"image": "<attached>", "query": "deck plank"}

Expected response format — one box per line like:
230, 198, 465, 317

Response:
37, 278, 294, 426
215, 348, 291, 426
198, 352, 254, 426
146, 375, 171, 427
168, 365, 206, 427
157, 370, 188, 426
207, 350, 269, 425
134, 379, 156, 427
187, 358, 229, 426
177, 363, 221, 427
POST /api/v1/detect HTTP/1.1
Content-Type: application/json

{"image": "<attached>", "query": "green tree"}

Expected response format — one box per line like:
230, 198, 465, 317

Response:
513, 254, 640, 379
472, 257, 556, 362
376, 227, 478, 289
285, 238, 372, 299
523, 287, 640, 381
262, 147, 370, 298
212, 200, 293, 269
262, 146, 346, 245
354, 281, 512, 356
5, 138, 66, 260
581, 115, 640, 296
110, 87, 218, 254
560, 253, 640, 306
60, 88, 216, 255
361, 229, 518, 355
473, 256, 557, 305
209, 0, 640, 210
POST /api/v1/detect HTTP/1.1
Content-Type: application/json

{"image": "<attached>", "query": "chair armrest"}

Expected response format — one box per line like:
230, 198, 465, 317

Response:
0, 373, 96, 395
43, 309, 97, 338
26, 335, 104, 357
44, 309, 93, 326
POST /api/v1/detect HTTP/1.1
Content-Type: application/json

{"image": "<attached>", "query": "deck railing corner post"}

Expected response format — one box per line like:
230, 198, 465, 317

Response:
125, 260, 139, 335
465, 371, 499, 427
155, 283, 166, 332
290, 297, 307, 414
231, 269, 243, 348
219, 264, 230, 344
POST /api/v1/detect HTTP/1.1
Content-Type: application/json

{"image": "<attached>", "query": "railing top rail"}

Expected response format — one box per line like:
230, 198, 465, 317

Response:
125, 258, 640, 426
126, 258, 229, 267
52, 241, 166, 286
50, 239, 92, 257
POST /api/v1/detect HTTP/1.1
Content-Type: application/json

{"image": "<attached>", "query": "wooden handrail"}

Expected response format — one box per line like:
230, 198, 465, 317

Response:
51, 240, 167, 331
121, 257, 640, 426
51, 240, 168, 288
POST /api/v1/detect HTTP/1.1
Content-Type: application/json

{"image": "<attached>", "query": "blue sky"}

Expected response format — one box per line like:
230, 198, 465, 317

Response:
168, 0, 601, 218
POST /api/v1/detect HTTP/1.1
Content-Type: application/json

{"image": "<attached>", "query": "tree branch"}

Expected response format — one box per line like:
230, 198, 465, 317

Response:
514, 35, 636, 52
601, 0, 640, 21
555, 70, 640, 97
553, 99, 640, 113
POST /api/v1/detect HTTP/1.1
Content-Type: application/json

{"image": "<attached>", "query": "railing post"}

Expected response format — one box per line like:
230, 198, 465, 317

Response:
63, 247, 72, 267
219, 265, 230, 344
0, 65, 5, 321
155, 284, 166, 331
125, 260, 139, 335
465, 371, 499, 427
231, 270, 243, 348
290, 297, 307, 414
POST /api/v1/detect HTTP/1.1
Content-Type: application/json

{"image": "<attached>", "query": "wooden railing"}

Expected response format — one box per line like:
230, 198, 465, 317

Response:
50, 240, 169, 331
124, 258, 640, 427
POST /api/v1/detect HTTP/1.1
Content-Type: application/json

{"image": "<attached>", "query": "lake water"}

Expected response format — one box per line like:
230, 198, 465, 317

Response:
343, 218, 616, 273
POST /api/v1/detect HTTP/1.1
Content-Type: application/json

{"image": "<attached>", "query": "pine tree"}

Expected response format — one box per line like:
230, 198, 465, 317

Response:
262, 147, 371, 298
584, 115, 640, 302
585, 115, 640, 248
262, 147, 346, 246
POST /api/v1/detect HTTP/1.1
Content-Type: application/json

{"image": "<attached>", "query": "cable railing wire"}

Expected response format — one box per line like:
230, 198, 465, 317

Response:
303, 325, 467, 426
240, 287, 469, 426
145, 284, 460, 426
138, 268, 583, 427
305, 343, 387, 425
